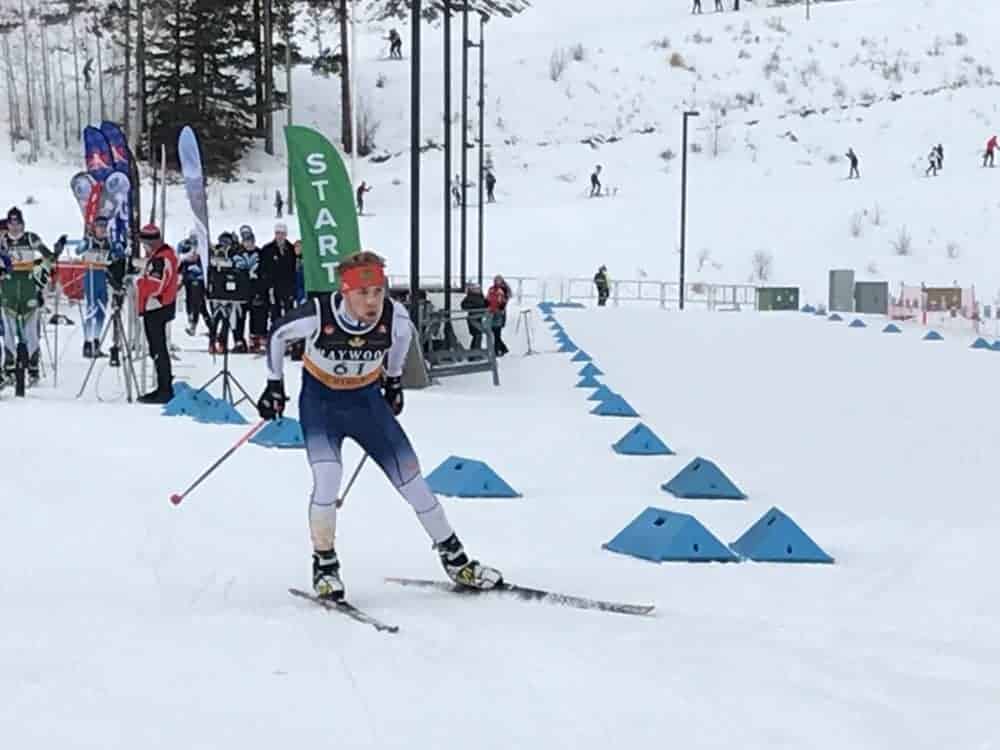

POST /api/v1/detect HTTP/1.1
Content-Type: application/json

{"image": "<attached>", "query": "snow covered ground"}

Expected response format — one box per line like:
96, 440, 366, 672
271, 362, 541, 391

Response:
3, 0, 1000, 303
2, 307, 999, 748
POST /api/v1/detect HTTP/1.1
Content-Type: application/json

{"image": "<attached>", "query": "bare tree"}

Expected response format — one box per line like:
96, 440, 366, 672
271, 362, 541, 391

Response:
19, 0, 37, 160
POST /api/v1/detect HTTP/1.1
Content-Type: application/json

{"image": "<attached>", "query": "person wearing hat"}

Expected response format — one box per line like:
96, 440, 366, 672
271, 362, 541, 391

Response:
135, 223, 178, 403
261, 221, 297, 334
177, 228, 210, 336
256, 250, 502, 601
1, 207, 59, 386
73, 215, 126, 358
237, 225, 268, 353
460, 282, 487, 351
593, 264, 610, 307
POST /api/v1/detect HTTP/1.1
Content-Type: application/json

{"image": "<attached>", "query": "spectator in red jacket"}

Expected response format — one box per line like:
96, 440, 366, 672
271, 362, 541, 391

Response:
486, 275, 510, 357
985, 136, 997, 168
136, 223, 178, 403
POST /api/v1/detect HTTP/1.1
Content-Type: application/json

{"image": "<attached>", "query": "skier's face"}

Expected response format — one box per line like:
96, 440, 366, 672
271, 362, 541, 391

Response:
7, 218, 23, 239
94, 222, 108, 238
344, 285, 385, 324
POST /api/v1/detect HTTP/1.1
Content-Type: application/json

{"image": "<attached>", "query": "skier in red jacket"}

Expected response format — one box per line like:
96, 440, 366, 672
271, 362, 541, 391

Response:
136, 223, 178, 403
985, 136, 997, 168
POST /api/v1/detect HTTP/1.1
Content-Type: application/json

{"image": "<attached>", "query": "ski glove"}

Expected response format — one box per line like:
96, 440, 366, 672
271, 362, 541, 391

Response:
257, 379, 287, 420
382, 375, 404, 416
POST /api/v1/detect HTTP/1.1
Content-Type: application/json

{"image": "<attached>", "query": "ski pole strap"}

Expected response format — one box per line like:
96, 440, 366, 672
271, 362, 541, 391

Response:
170, 419, 268, 506
336, 454, 368, 509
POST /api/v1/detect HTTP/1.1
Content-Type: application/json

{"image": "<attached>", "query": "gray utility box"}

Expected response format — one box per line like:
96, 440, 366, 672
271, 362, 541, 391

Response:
854, 281, 889, 315
829, 269, 855, 312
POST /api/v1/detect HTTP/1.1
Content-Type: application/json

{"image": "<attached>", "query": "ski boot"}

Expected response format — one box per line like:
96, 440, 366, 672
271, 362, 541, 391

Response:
82, 340, 94, 359
233, 339, 248, 354
436, 534, 503, 590
312, 549, 345, 600
92, 340, 106, 358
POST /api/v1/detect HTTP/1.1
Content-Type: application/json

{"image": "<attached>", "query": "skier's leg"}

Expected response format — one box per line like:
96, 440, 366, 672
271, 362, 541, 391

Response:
349, 388, 454, 544
1, 307, 15, 374
25, 308, 41, 378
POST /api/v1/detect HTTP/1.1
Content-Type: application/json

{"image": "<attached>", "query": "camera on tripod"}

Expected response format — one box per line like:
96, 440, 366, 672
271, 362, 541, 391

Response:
207, 263, 251, 303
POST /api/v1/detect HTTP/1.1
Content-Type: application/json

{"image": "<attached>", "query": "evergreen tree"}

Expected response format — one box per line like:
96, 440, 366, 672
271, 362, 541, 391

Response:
145, 0, 255, 178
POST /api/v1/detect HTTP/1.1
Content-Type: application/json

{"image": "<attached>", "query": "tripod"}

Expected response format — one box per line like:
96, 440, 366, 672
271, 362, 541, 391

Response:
200, 302, 253, 406
76, 290, 140, 402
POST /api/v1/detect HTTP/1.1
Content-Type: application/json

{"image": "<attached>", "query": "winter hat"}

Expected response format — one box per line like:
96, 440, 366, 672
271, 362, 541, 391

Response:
7, 206, 23, 224
139, 223, 161, 241
94, 215, 110, 226
274, 221, 288, 234
239, 224, 255, 241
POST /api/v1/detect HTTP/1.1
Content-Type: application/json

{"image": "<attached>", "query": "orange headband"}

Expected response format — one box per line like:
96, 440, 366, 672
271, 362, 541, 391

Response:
340, 263, 386, 292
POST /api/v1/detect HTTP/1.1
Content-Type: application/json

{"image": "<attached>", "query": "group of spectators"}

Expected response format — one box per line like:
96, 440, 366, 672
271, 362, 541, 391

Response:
461, 275, 512, 357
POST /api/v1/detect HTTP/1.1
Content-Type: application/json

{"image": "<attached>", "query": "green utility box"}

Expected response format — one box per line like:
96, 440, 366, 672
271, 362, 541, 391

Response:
756, 286, 800, 311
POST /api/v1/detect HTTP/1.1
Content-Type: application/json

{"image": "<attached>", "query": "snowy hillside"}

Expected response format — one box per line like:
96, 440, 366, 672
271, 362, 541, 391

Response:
2, 0, 1000, 303
3, 307, 999, 747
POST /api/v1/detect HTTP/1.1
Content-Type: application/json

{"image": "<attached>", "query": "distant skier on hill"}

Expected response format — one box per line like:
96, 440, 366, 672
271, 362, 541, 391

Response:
387, 29, 403, 60
925, 146, 940, 177
846, 148, 860, 179
692, 0, 702, 13
485, 170, 497, 203
590, 164, 603, 197
984, 135, 996, 167
356, 181, 372, 215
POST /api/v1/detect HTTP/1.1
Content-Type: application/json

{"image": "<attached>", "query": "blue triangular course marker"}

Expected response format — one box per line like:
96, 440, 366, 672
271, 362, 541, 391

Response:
603, 507, 739, 563
588, 385, 616, 402
813, 308, 826, 316
543, 314, 556, 323
558, 342, 578, 353
923, 330, 943, 341
882, 323, 902, 333
828, 313, 843, 322
591, 394, 639, 417
551, 302, 585, 309
971, 337, 991, 350
992, 340, 1000, 352
576, 375, 602, 388
538, 302, 554, 314
849, 318, 866, 328
426, 456, 520, 498
730, 506, 834, 563
571, 350, 592, 362
554, 331, 569, 342
194, 398, 248, 425
801, 305, 816, 314
612, 423, 673, 455
579, 362, 604, 377
162, 385, 215, 417
250, 417, 305, 449
662, 457, 746, 500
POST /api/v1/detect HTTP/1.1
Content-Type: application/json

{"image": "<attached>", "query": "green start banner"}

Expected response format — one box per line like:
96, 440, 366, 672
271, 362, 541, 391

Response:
284, 125, 360, 293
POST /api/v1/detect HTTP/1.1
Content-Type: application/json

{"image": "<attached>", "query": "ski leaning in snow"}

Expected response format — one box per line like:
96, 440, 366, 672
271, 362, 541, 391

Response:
386, 578, 656, 617
288, 588, 399, 634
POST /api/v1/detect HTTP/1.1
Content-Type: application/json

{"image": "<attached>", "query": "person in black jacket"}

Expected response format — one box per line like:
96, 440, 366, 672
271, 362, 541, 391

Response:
261, 222, 298, 330
460, 283, 487, 351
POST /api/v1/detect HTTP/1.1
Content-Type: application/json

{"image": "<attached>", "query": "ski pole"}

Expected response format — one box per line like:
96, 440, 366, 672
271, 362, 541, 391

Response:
169, 419, 268, 506
336, 454, 368, 509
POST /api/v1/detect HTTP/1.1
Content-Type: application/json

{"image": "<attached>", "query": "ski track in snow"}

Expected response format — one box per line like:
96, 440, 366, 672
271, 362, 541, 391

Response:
2, 306, 1000, 747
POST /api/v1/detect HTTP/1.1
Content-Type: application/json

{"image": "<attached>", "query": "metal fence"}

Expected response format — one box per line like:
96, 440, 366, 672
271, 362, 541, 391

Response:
388, 275, 758, 312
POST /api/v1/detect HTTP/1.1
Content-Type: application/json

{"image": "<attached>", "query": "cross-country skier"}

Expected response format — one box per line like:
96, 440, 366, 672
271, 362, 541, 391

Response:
590, 165, 603, 197
237, 226, 268, 353
74, 214, 125, 358
356, 181, 372, 215
984, 135, 997, 167
387, 28, 403, 59
0, 207, 57, 386
846, 148, 860, 179
256, 250, 503, 600
177, 229, 210, 336
485, 170, 497, 203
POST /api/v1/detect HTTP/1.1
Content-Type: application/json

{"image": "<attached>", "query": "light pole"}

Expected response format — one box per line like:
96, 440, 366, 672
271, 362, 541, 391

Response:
409, 0, 421, 328
443, 0, 453, 313
679, 109, 699, 311
476, 13, 487, 289
460, 3, 470, 288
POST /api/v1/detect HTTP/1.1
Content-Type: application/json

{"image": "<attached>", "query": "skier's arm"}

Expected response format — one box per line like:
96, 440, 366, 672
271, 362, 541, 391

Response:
266, 300, 319, 380
385, 300, 413, 378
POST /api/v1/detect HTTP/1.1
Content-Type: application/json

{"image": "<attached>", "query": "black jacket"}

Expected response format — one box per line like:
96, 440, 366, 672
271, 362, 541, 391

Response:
461, 291, 487, 332
261, 239, 297, 299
